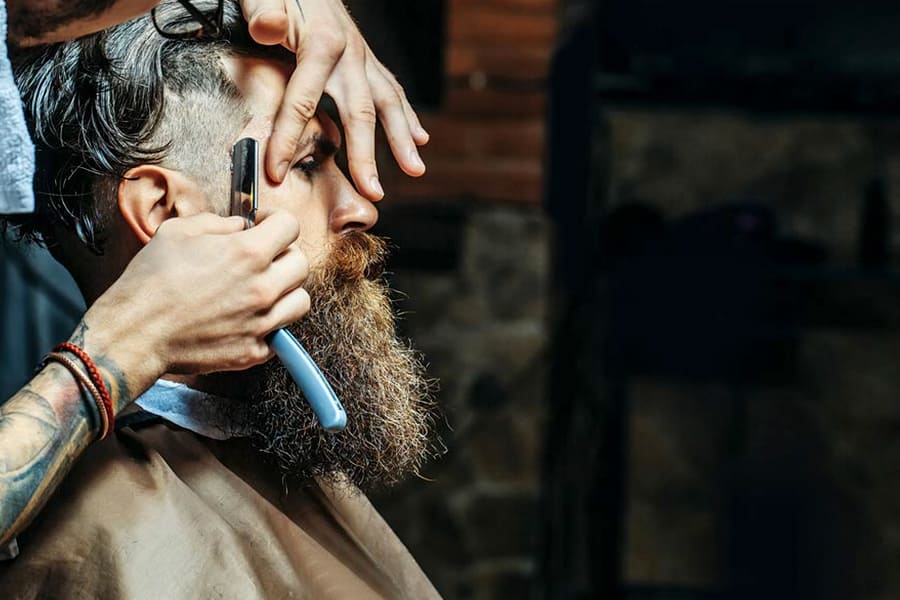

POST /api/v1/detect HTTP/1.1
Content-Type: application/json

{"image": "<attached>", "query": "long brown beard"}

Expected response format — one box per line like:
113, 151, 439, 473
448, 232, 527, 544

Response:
227, 232, 438, 491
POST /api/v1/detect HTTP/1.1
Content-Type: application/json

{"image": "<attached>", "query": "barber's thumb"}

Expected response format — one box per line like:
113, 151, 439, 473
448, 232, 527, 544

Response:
173, 213, 247, 236
243, 0, 289, 46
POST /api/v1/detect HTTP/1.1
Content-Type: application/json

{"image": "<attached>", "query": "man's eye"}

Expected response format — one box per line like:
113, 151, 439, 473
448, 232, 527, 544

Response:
293, 155, 320, 177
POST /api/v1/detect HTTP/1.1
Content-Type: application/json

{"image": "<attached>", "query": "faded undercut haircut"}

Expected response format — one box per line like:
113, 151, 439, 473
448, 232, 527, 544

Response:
6, 0, 286, 255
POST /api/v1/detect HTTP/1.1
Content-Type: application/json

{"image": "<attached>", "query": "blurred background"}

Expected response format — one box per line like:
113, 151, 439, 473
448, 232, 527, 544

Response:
6, 0, 900, 598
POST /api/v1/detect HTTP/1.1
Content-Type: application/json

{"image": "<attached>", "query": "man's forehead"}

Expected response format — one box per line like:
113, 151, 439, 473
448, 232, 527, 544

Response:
221, 54, 341, 161
224, 55, 292, 139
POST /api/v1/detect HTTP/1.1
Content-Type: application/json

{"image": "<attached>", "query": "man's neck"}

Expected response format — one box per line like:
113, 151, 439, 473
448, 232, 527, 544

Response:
135, 374, 248, 441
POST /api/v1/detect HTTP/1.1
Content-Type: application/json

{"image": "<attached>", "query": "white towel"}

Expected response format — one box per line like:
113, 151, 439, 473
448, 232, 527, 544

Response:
0, 0, 34, 215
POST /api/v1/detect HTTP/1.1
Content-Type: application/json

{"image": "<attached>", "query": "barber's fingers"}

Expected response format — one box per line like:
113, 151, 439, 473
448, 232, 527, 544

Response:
366, 61, 425, 178
242, 0, 290, 45
244, 0, 336, 183
267, 7, 350, 185
367, 51, 429, 146
267, 242, 310, 294
226, 285, 309, 367
329, 44, 384, 200
215, 251, 310, 369
258, 285, 311, 336
240, 209, 301, 263
267, 43, 345, 183
248, 0, 430, 195
406, 102, 430, 146
220, 340, 276, 371
216, 248, 310, 370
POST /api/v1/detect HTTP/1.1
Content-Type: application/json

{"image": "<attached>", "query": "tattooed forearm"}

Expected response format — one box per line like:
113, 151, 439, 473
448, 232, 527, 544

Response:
96, 356, 134, 415
69, 320, 135, 414
0, 365, 94, 548
0, 318, 140, 548
0, 391, 58, 474
69, 320, 89, 347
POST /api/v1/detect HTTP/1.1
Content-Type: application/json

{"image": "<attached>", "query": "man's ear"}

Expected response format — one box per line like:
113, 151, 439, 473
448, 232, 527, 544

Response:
118, 165, 208, 244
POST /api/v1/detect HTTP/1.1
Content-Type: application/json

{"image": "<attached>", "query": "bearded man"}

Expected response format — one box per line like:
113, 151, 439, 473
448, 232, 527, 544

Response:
0, 1, 440, 597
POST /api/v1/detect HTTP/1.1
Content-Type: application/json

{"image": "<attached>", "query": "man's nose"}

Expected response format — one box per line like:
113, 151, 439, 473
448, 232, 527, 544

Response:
330, 176, 379, 233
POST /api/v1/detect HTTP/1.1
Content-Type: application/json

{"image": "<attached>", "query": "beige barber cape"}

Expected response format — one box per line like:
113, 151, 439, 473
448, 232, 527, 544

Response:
0, 420, 440, 599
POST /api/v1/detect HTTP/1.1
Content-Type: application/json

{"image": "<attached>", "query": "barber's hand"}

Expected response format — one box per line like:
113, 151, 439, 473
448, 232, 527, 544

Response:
82, 211, 309, 397
241, 0, 429, 200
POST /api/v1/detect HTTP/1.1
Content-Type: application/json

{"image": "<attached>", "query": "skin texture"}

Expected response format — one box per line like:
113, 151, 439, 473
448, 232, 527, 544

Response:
0, 369, 92, 551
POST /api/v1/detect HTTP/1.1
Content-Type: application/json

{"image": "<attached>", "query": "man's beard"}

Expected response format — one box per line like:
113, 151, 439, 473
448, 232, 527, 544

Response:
224, 231, 437, 491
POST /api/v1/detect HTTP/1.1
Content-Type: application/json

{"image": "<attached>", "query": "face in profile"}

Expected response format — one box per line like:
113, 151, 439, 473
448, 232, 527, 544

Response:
206, 58, 438, 490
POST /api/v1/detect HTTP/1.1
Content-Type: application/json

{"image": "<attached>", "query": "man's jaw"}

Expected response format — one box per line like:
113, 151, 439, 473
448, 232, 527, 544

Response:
209, 232, 439, 490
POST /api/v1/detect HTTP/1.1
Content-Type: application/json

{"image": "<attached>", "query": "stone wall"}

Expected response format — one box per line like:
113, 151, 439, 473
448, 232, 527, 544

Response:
372, 204, 551, 599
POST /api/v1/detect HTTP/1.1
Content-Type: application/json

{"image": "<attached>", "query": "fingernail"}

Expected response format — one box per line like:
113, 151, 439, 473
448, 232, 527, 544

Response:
416, 126, 430, 141
370, 176, 384, 198
276, 161, 289, 181
409, 149, 425, 171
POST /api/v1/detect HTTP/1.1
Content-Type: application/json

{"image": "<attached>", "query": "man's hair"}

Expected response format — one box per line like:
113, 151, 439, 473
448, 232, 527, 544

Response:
7, 0, 280, 254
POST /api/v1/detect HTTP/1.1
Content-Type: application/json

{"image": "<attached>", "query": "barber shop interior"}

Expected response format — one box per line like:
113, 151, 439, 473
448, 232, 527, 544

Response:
3, 0, 900, 598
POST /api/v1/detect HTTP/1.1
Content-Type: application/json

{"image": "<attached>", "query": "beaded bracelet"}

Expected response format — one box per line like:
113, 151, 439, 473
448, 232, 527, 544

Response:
54, 342, 115, 438
41, 352, 110, 440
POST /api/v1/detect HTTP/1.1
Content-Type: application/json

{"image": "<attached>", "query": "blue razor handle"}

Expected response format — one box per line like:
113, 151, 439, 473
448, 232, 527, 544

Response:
268, 328, 347, 432
231, 137, 346, 432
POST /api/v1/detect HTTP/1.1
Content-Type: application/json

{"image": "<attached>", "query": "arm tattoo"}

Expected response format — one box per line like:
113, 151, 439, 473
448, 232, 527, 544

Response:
96, 356, 134, 415
69, 320, 89, 347
56, 320, 134, 413
0, 318, 137, 547
0, 364, 96, 548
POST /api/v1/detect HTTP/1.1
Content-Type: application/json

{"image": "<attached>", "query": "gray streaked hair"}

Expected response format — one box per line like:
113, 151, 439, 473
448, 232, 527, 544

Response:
6, 0, 283, 254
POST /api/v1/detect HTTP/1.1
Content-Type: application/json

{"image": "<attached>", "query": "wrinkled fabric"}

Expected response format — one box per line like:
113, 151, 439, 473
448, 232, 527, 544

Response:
0, 0, 35, 214
0, 423, 441, 599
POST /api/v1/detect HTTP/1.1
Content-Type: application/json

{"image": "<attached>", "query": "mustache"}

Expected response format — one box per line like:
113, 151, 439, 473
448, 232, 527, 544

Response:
314, 231, 389, 288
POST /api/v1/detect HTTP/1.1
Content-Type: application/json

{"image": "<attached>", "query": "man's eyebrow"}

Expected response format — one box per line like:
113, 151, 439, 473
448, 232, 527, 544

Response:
309, 133, 340, 159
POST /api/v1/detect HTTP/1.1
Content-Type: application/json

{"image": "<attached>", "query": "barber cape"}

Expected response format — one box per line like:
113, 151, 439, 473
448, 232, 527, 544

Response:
0, 381, 440, 599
